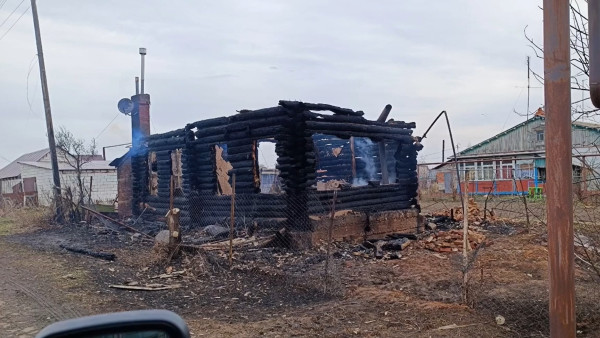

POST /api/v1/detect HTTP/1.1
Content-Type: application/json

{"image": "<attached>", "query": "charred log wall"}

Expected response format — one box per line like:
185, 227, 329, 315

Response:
185, 107, 290, 228
130, 100, 422, 231
131, 128, 190, 225
313, 134, 353, 183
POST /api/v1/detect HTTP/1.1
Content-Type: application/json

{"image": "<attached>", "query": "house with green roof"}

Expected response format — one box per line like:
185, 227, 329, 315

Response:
435, 108, 600, 196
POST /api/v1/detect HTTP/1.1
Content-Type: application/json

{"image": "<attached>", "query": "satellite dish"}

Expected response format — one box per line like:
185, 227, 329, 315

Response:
118, 98, 134, 115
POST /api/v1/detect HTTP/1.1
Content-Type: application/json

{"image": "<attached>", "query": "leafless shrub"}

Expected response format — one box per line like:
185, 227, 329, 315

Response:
55, 126, 97, 222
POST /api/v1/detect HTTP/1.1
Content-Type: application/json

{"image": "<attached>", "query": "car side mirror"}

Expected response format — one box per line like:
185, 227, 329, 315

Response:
35, 310, 190, 338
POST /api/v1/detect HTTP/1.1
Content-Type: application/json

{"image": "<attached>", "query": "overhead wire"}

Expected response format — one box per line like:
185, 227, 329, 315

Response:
0, 0, 9, 11
0, 3, 29, 42
0, 0, 25, 29
26, 54, 39, 116
95, 113, 121, 140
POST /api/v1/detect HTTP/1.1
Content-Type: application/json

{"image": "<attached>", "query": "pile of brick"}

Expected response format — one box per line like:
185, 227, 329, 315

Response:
435, 198, 494, 223
420, 229, 487, 253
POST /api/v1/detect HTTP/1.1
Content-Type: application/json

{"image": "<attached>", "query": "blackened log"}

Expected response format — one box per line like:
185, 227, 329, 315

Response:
234, 188, 261, 194
225, 144, 255, 155
192, 133, 280, 148
387, 120, 416, 129
187, 164, 213, 172
198, 198, 286, 207
196, 177, 218, 184
279, 100, 364, 117
193, 204, 288, 213
147, 128, 187, 140
313, 139, 351, 147
188, 117, 229, 130
188, 143, 214, 152
149, 149, 179, 157
197, 116, 289, 137
305, 121, 413, 135
146, 138, 185, 149
226, 153, 253, 162
227, 159, 254, 168
145, 145, 185, 153
230, 107, 288, 121
59, 244, 116, 261
231, 168, 253, 174
377, 104, 393, 123
278, 157, 316, 165
195, 126, 282, 142
304, 111, 416, 129
305, 130, 414, 143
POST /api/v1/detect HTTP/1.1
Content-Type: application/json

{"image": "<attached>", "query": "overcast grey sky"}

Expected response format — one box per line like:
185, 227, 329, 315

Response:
0, 0, 545, 167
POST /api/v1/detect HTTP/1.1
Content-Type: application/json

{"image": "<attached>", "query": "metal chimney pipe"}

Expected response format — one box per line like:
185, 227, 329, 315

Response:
139, 47, 146, 94
135, 76, 140, 95
590, 0, 600, 108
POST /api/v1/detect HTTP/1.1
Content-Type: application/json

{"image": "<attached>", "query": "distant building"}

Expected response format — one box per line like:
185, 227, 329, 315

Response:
433, 109, 600, 196
259, 168, 280, 194
0, 148, 116, 206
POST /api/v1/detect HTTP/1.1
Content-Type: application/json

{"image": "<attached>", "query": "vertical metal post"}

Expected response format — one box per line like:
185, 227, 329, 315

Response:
139, 48, 146, 94
544, 0, 576, 336
31, 0, 62, 221
325, 189, 337, 290
442, 139, 445, 162
350, 136, 357, 179
229, 174, 236, 267
135, 76, 140, 95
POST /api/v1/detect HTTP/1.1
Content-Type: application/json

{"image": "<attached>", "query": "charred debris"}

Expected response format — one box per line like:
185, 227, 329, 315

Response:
127, 100, 423, 245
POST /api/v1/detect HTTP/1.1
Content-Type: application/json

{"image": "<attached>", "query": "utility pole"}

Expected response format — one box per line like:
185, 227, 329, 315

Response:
544, 0, 575, 336
31, 0, 62, 221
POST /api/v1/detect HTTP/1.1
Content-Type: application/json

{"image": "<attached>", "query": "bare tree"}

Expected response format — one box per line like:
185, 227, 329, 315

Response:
525, 0, 600, 118
55, 127, 97, 215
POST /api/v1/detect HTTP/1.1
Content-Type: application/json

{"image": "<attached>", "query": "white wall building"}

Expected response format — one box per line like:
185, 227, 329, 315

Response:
0, 148, 117, 206
19, 161, 117, 206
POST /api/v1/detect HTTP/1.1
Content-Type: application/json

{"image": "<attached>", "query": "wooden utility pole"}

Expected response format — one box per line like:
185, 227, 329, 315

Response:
544, 0, 576, 336
31, 0, 62, 220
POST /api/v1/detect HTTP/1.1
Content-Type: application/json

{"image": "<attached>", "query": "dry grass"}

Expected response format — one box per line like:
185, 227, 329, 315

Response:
0, 206, 52, 236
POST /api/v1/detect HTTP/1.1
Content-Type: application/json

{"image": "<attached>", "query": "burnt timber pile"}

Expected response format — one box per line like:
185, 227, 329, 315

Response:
129, 101, 422, 246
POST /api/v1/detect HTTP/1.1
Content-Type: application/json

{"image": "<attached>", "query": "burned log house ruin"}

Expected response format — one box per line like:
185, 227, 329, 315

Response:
131, 101, 422, 246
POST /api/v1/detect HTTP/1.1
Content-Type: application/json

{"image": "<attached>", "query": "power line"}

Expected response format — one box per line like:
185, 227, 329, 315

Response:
95, 113, 121, 139
0, 3, 29, 42
0, 0, 9, 11
26, 54, 38, 116
0, 0, 25, 29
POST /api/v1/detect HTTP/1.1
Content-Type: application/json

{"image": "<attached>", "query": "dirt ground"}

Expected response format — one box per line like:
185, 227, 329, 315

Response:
0, 204, 599, 337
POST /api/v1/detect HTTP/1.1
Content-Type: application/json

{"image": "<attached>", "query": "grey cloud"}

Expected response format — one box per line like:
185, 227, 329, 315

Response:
0, 0, 545, 166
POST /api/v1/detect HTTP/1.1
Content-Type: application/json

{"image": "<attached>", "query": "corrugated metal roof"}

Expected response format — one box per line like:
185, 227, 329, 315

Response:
0, 148, 49, 179
18, 160, 115, 171
457, 116, 600, 156
109, 150, 130, 167
572, 120, 600, 129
